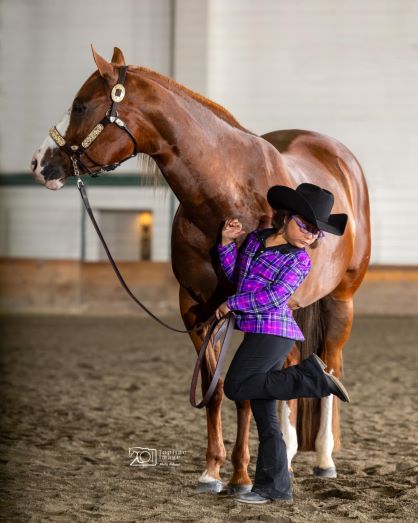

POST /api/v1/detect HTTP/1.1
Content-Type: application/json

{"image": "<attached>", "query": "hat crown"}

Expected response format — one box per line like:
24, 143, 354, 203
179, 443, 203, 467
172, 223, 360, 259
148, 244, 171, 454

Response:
266, 182, 347, 236
296, 183, 334, 221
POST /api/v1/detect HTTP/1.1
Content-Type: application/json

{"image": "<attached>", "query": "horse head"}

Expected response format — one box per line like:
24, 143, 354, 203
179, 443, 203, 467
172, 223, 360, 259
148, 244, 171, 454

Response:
31, 46, 146, 190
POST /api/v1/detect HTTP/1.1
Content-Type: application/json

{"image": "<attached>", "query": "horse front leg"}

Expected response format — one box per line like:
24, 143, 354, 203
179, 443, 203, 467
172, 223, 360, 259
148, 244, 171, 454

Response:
179, 285, 227, 493
314, 294, 354, 478
226, 399, 252, 494
199, 332, 253, 493
196, 366, 227, 492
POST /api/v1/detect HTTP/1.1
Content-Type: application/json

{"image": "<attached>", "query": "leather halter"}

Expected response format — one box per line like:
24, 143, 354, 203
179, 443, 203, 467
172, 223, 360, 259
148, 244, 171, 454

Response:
49, 66, 139, 178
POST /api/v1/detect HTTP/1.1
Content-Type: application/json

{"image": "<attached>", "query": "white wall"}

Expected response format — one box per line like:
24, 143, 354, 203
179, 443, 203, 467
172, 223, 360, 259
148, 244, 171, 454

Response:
83, 186, 173, 262
206, 0, 418, 265
0, 185, 173, 261
1, 0, 417, 264
0, 0, 172, 174
174, 0, 208, 93
0, 186, 81, 259
0, 0, 177, 261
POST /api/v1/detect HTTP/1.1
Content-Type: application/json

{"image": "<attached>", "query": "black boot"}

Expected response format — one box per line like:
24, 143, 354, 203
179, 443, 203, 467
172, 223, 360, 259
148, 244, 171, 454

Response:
301, 354, 350, 403
323, 372, 350, 403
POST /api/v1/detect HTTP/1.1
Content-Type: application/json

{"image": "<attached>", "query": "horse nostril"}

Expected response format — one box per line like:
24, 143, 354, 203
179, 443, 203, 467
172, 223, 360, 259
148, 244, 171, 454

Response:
41, 163, 64, 181
31, 158, 38, 171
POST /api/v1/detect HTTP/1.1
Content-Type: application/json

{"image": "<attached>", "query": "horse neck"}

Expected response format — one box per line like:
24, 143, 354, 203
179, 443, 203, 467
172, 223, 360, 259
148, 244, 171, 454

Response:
130, 68, 282, 225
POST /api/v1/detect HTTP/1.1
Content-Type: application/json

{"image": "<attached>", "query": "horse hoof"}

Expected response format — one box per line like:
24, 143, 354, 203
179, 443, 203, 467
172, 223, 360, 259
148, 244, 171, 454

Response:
313, 466, 337, 478
218, 483, 253, 496
196, 479, 224, 493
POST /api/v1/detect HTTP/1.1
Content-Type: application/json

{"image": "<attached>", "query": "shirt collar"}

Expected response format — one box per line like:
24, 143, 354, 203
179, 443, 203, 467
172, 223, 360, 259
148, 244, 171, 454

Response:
256, 228, 304, 253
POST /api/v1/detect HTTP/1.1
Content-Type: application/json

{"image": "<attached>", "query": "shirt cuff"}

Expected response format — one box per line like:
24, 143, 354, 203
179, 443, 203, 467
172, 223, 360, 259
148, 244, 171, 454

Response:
226, 294, 239, 311
217, 241, 236, 254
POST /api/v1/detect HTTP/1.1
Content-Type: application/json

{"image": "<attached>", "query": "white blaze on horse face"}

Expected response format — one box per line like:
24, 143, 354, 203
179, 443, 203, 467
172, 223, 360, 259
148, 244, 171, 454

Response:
315, 395, 335, 470
279, 401, 298, 470
32, 110, 71, 186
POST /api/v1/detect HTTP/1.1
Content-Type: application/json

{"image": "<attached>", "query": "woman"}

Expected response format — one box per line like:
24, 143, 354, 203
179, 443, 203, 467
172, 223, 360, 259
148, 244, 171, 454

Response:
215, 182, 349, 505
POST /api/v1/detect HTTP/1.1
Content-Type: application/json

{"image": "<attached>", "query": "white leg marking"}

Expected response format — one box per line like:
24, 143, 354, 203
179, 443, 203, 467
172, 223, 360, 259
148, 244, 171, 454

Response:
198, 469, 219, 483
315, 395, 335, 469
279, 401, 298, 470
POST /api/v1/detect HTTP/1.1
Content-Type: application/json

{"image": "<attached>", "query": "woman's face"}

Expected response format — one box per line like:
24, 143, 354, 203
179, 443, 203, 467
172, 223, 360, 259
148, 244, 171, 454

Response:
284, 214, 321, 248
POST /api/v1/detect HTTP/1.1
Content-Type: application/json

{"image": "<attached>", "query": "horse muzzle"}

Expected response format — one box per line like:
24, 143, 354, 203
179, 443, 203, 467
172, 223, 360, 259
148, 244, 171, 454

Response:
31, 153, 66, 191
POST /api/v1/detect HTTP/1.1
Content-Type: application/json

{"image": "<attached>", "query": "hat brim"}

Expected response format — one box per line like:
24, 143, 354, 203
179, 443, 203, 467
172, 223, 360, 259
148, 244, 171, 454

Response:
316, 214, 348, 236
267, 185, 347, 236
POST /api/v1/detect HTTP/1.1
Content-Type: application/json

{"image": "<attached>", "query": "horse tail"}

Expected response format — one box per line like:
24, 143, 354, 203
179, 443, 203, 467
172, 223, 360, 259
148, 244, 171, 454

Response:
293, 299, 336, 451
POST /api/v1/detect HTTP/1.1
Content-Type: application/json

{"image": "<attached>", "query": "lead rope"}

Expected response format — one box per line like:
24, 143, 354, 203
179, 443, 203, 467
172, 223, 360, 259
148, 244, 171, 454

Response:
74, 171, 235, 407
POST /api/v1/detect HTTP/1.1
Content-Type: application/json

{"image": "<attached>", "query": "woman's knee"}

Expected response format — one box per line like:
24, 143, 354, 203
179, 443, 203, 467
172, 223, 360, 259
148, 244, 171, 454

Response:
223, 375, 243, 401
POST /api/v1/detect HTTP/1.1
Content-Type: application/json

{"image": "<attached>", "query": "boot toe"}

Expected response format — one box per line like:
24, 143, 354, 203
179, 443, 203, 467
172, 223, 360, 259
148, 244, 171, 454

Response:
325, 373, 350, 402
236, 491, 271, 504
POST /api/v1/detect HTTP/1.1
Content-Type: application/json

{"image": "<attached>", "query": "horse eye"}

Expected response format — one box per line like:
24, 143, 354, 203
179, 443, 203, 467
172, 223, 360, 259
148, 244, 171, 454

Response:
72, 98, 86, 114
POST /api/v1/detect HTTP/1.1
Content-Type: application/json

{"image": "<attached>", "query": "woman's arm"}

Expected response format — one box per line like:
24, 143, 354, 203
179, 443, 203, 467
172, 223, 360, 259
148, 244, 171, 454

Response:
217, 241, 239, 283
226, 252, 311, 314
217, 218, 247, 283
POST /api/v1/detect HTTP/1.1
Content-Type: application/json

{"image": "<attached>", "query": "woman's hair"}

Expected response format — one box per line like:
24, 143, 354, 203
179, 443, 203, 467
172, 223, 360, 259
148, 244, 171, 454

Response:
272, 209, 321, 249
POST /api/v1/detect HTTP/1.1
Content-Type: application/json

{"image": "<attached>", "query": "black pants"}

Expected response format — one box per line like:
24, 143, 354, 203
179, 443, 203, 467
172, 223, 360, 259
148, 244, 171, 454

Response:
223, 332, 329, 500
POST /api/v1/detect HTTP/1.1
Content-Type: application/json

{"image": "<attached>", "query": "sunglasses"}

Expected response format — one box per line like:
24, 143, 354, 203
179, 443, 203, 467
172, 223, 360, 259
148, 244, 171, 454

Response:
291, 214, 325, 238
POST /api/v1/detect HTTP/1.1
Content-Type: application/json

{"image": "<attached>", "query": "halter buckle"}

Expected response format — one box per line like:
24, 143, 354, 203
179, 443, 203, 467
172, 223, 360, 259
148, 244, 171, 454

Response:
111, 83, 125, 103
106, 109, 118, 123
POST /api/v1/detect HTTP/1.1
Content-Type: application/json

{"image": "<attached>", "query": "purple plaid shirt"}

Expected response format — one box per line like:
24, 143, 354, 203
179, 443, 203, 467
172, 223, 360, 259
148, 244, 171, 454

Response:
217, 227, 312, 341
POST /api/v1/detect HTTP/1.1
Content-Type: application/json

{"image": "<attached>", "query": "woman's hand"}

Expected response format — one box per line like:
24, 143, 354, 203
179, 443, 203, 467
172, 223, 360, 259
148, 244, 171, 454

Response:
287, 297, 301, 310
215, 301, 231, 320
221, 218, 246, 245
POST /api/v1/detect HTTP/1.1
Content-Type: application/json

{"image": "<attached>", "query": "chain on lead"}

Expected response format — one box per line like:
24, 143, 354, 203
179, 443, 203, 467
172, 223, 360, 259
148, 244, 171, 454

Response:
71, 156, 84, 188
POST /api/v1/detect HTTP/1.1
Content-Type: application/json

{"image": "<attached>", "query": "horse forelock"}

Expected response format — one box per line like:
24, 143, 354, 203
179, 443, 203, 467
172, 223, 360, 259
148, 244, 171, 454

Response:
133, 66, 253, 134
74, 72, 109, 106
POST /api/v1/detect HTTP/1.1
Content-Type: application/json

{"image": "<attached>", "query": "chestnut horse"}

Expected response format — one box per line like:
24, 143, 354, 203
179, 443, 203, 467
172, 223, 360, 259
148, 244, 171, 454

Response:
32, 47, 371, 492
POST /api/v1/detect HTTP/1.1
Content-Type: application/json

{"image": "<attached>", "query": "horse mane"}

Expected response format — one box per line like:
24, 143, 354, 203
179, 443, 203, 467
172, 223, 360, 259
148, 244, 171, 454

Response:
133, 66, 253, 134
131, 65, 255, 191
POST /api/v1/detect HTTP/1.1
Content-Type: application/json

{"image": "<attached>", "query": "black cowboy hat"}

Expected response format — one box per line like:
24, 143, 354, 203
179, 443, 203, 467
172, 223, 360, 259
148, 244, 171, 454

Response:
267, 183, 348, 236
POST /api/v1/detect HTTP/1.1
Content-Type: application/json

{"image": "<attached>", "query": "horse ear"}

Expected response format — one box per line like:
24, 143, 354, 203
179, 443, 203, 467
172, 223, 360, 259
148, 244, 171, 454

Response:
111, 47, 126, 66
91, 44, 116, 81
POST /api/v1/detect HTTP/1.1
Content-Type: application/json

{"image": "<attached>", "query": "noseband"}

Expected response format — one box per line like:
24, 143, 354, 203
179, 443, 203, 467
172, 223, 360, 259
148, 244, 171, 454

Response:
49, 66, 139, 179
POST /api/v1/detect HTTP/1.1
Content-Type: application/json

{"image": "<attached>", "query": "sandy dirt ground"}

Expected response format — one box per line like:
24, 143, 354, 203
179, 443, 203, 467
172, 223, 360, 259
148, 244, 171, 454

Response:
0, 314, 417, 522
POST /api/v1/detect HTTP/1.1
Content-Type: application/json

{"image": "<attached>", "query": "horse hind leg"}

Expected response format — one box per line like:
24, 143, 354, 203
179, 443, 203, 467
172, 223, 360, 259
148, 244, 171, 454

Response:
314, 395, 337, 477
314, 294, 354, 478
279, 399, 298, 475
279, 346, 300, 475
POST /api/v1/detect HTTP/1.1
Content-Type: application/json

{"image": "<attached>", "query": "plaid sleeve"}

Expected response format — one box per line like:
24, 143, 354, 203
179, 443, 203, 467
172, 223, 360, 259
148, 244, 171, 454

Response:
226, 251, 311, 313
217, 241, 239, 283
